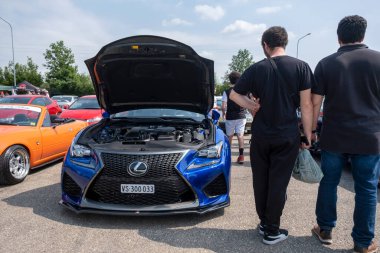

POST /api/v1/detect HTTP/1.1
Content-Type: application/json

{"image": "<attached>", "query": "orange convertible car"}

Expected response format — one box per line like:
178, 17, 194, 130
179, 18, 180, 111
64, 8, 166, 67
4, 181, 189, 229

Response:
0, 104, 88, 185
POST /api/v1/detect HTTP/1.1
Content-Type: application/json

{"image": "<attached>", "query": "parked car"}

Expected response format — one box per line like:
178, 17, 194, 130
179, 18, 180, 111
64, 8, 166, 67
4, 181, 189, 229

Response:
0, 95, 62, 115
60, 35, 231, 215
0, 104, 87, 185
51, 95, 78, 109
59, 95, 102, 124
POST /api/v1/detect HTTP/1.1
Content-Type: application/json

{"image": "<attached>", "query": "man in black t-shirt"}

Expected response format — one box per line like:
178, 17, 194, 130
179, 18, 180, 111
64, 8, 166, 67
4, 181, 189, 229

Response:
230, 26, 314, 245
222, 71, 247, 164
311, 15, 380, 253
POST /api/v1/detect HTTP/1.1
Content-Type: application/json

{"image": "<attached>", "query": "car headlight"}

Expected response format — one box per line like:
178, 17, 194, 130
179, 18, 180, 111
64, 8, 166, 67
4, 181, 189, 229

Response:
69, 131, 97, 169
196, 141, 223, 158
188, 141, 223, 170
70, 144, 91, 157
87, 117, 101, 123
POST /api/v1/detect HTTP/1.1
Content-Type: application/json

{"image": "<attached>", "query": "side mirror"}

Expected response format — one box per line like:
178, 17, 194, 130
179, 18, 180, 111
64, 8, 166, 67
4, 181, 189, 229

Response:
63, 104, 69, 109
102, 111, 110, 119
211, 109, 220, 125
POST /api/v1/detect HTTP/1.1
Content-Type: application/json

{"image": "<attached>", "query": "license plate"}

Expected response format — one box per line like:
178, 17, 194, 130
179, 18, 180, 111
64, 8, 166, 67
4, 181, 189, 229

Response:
120, 184, 155, 194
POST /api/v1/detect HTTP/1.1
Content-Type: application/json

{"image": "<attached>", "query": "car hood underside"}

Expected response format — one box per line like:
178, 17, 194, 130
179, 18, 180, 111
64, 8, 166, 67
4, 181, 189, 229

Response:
85, 35, 215, 115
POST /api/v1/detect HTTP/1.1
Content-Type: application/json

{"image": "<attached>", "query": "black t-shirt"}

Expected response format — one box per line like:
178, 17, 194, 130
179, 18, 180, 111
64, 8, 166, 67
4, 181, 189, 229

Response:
225, 87, 246, 120
234, 55, 313, 138
312, 44, 380, 154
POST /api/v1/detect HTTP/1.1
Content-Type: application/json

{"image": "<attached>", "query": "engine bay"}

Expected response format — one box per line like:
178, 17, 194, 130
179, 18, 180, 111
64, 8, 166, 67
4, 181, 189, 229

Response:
79, 119, 215, 151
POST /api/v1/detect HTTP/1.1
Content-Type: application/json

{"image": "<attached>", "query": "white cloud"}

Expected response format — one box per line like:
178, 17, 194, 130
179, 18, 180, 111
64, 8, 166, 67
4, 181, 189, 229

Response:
194, 5, 225, 21
162, 18, 192, 27
222, 20, 267, 34
199, 50, 214, 59
256, 4, 292, 14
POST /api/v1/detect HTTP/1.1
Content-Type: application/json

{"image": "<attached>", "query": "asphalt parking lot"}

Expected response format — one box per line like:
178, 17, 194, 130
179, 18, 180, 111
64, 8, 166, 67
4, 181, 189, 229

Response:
0, 136, 379, 253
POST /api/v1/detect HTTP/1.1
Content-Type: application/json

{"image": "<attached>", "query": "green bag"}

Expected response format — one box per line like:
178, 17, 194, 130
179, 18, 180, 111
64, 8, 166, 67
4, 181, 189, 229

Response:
292, 149, 323, 183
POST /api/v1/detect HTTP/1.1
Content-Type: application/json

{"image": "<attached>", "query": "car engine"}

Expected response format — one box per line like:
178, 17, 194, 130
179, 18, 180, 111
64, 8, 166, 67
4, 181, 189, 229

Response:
79, 119, 214, 152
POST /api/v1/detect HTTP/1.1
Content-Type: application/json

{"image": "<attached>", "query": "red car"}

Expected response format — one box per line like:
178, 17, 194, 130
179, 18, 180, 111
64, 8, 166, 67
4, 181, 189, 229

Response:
0, 95, 62, 115
59, 95, 102, 124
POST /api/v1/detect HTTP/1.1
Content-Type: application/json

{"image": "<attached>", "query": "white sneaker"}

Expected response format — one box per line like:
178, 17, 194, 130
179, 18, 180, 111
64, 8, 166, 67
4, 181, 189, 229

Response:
262, 229, 288, 245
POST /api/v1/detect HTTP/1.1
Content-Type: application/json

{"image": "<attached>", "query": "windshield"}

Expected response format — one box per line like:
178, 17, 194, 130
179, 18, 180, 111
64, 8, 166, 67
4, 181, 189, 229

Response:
113, 108, 205, 122
52, 96, 75, 102
69, 97, 100, 109
54, 98, 70, 102
0, 97, 31, 104
0, 105, 41, 126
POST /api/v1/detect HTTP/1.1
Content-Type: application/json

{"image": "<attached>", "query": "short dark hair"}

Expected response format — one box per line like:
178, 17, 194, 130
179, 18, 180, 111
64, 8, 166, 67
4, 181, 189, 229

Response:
337, 15, 367, 43
261, 26, 288, 49
228, 71, 241, 84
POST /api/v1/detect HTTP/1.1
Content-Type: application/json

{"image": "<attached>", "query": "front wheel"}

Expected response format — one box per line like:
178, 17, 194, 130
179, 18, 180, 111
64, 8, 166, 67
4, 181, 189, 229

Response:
0, 145, 30, 185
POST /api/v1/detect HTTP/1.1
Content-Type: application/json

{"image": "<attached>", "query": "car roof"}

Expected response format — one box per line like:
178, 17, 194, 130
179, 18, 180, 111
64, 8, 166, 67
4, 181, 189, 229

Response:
6, 95, 46, 98
79, 95, 96, 98
0, 103, 47, 110
52, 95, 77, 97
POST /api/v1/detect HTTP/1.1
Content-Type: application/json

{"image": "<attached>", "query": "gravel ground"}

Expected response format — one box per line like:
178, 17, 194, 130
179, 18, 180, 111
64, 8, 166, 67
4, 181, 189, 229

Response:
0, 136, 379, 253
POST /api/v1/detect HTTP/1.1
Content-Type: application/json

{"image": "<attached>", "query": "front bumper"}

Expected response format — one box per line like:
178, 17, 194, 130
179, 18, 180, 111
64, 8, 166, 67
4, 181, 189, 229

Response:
59, 199, 229, 216
61, 134, 231, 215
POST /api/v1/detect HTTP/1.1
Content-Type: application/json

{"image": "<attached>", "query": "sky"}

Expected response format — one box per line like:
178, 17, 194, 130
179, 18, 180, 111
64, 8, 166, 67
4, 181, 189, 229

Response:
1, 0, 380, 83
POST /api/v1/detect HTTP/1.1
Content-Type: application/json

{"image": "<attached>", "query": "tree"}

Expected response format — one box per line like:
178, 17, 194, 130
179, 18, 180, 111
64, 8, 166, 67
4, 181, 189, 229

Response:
74, 73, 94, 95
215, 83, 230, 96
223, 49, 254, 83
0, 58, 43, 86
22, 57, 44, 85
44, 41, 78, 94
0, 67, 5, 84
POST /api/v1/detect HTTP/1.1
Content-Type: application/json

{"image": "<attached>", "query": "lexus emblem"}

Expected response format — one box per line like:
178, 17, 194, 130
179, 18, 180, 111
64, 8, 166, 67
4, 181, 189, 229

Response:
128, 161, 149, 177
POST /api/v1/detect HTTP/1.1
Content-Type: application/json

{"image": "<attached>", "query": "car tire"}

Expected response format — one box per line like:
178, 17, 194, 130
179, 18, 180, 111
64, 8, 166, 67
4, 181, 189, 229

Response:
0, 145, 30, 185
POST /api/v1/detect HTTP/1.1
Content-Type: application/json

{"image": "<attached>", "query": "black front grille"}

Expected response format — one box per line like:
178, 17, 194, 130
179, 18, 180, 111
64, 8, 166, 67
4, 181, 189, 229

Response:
62, 173, 82, 197
86, 152, 195, 206
203, 173, 227, 197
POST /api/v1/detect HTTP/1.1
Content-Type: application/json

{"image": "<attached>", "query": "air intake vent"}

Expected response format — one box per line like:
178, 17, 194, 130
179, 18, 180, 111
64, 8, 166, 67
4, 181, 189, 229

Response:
203, 173, 227, 197
62, 173, 82, 197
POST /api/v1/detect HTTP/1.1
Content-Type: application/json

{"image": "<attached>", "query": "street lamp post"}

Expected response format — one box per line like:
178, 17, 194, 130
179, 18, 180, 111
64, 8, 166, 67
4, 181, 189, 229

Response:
296, 33, 311, 58
0, 16, 16, 88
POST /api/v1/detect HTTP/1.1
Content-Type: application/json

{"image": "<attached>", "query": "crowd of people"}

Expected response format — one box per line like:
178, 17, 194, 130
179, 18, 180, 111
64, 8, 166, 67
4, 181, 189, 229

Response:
222, 15, 380, 253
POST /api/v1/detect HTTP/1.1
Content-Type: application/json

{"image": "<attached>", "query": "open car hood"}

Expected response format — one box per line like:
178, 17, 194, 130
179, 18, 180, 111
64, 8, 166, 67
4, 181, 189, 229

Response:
85, 35, 214, 115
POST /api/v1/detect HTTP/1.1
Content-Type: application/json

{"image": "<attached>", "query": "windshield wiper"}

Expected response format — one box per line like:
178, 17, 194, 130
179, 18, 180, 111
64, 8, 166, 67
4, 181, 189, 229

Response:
159, 117, 197, 122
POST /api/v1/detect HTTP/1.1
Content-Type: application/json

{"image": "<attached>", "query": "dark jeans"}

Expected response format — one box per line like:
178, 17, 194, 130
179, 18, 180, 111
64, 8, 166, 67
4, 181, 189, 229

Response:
250, 136, 300, 233
316, 150, 380, 248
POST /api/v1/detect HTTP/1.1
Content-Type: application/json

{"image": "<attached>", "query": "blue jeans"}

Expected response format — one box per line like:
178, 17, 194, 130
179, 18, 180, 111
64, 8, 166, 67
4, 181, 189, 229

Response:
316, 150, 380, 248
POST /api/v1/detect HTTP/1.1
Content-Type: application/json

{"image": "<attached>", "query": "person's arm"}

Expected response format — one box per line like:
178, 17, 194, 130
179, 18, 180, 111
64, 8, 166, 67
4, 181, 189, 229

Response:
230, 90, 260, 114
231, 66, 260, 114
311, 62, 325, 142
311, 94, 323, 141
300, 88, 313, 148
221, 91, 227, 119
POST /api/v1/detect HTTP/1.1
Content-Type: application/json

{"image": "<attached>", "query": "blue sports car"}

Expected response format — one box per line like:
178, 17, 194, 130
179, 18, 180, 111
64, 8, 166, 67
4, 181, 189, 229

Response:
60, 35, 231, 215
